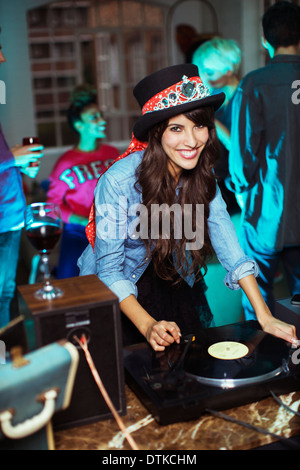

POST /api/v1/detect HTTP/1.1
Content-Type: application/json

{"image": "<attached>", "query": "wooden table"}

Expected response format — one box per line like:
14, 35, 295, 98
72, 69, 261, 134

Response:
54, 386, 300, 451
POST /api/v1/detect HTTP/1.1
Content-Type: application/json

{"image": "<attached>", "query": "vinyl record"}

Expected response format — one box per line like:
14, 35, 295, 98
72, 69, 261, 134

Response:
183, 322, 291, 388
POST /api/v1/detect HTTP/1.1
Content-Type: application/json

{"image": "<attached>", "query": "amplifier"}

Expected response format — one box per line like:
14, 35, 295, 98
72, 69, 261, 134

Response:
17, 275, 126, 430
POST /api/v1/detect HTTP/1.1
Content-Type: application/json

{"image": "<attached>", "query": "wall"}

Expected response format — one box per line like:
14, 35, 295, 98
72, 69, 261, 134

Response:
168, 0, 264, 75
0, 0, 51, 146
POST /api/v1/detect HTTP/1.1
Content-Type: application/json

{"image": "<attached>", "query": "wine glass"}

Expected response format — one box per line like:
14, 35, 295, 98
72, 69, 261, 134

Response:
25, 202, 64, 300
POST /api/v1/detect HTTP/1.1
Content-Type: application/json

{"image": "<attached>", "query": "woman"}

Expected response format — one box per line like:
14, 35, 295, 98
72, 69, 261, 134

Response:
47, 84, 119, 278
79, 64, 297, 351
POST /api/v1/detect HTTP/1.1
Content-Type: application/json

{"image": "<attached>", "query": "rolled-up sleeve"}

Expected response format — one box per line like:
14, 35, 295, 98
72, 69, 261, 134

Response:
208, 185, 259, 289
109, 279, 138, 303
78, 243, 138, 302
224, 258, 259, 290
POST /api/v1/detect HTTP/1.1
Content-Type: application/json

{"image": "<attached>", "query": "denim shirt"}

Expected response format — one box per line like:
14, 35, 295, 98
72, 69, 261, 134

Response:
78, 150, 258, 302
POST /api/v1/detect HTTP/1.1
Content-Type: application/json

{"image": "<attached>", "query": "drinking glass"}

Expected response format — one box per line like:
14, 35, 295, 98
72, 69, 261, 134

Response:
25, 202, 64, 300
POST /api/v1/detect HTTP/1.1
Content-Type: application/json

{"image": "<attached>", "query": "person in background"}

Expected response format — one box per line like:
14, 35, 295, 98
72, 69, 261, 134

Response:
227, 1, 300, 320
192, 37, 242, 215
46, 84, 119, 279
78, 64, 297, 351
0, 37, 44, 328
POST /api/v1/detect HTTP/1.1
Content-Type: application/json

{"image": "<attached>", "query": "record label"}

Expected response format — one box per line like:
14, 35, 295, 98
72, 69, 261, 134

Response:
208, 341, 249, 360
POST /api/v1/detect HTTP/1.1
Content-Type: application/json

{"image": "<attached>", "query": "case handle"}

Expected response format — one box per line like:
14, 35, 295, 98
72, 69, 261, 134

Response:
0, 389, 58, 439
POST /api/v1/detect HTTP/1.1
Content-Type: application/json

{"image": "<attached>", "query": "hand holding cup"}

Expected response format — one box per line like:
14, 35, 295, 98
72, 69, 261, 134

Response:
11, 136, 44, 169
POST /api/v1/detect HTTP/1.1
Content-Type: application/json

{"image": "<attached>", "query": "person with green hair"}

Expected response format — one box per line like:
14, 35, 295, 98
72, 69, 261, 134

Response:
192, 37, 242, 214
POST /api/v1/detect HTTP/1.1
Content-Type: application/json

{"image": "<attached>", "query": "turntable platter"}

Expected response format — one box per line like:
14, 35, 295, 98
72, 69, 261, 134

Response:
183, 323, 291, 389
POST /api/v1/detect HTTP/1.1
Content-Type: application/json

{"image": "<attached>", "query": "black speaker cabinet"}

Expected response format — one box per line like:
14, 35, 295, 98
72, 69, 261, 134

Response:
18, 275, 126, 430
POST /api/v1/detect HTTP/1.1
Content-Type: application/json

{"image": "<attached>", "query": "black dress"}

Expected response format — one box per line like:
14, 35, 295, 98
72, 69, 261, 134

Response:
121, 261, 212, 346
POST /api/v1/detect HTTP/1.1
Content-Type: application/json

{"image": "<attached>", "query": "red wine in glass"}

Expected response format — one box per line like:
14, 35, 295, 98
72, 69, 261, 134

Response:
25, 203, 64, 300
26, 222, 62, 254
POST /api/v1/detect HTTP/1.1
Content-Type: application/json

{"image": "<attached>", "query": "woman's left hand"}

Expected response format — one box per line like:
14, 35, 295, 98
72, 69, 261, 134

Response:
238, 274, 298, 345
260, 316, 297, 345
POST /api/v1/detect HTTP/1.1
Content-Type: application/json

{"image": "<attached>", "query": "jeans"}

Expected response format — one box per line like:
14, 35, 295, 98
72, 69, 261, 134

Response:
239, 225, 300, 320
57, 223, 88, 279
0, 229, 22, 328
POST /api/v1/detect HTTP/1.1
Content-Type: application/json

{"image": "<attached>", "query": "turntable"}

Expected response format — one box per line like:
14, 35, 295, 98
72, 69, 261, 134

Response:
123, 321, 300, 425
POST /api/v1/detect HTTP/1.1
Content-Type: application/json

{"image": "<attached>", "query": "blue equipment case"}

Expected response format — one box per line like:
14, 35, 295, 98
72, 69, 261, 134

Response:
0, 339, 79, 450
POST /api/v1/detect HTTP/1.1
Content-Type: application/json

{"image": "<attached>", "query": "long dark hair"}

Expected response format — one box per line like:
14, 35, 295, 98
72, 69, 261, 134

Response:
136, 106, 219, 283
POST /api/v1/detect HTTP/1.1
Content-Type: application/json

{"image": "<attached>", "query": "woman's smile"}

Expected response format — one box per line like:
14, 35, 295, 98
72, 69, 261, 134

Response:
177, 148, 200, 159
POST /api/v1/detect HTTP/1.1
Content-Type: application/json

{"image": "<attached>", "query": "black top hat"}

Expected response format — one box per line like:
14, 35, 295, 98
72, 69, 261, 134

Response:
133, 64, 225, 142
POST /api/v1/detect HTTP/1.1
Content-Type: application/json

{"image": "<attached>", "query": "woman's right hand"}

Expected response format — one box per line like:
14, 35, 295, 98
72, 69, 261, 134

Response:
145, 320, 181, 351
120, 295, 181, 351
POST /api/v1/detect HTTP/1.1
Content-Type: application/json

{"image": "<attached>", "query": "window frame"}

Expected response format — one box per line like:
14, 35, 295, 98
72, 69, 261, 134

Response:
27, 0, 169, 148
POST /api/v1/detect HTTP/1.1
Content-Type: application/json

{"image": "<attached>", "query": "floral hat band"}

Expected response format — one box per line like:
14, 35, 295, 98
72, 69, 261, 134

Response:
142, 75, 211, 115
